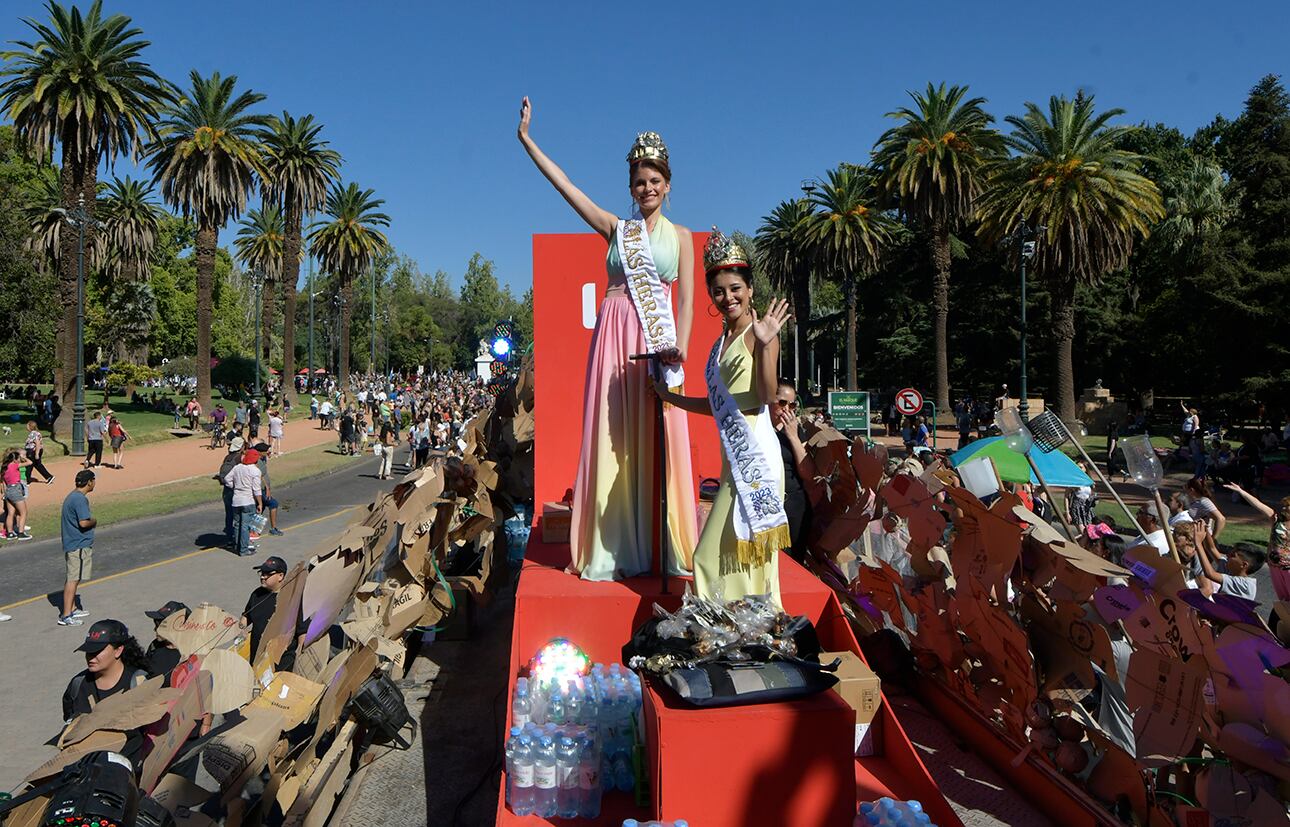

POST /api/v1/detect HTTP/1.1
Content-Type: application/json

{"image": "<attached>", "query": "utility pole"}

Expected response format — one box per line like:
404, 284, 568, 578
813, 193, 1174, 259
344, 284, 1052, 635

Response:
369, 262, 376, 376
1015, 222, 1039, 421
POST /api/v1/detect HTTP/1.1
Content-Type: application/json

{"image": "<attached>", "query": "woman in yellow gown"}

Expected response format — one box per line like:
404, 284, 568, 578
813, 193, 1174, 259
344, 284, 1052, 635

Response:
655, 230, 791, 605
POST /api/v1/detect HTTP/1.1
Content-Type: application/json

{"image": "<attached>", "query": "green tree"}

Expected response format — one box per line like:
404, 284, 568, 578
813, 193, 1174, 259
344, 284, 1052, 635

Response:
0, 0, 170, 404
976, 94, 1164, 421
148, 70, 269, 409
872, 82, 1003, 410
234, 205, 285, 367
756, 198, 816, 394
261, 112, 341, 399
307, 182, 390, 388
804, 164, 897, 390
0, 125, 57, 386
99, 176, 164, 361
456, 253, 504, 366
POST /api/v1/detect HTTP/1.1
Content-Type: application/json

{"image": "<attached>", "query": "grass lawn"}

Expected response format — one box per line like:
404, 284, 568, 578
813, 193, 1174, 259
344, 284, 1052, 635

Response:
0, 388, 238, 456
18, 443, 357, 540
1062, 433, 1176, 465
1090, 499, 1270, 546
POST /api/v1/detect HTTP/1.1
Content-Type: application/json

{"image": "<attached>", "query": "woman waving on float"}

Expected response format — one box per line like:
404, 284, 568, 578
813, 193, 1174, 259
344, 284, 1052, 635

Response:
517, 96, 698, 581
654, 230, 792, 605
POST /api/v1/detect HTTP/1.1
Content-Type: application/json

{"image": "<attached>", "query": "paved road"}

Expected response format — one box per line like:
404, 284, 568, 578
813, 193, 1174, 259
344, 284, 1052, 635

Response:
0, 453, 390, 791
0, 453, 385, 610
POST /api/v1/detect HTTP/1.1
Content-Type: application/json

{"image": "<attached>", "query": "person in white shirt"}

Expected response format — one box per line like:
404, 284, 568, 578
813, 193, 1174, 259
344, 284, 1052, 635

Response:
267, 411, 285, 457
1127, 503, 1171, 557
223, 449, 263, 557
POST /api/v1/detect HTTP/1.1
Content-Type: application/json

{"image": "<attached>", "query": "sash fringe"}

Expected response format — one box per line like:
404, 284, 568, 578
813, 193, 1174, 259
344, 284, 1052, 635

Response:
734, 523, 792, 569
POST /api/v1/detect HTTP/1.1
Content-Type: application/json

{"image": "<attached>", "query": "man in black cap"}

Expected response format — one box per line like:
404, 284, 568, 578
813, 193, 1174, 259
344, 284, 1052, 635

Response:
241, 556, 303, 672
144, 601, 189, 681
62, 619, 149, 724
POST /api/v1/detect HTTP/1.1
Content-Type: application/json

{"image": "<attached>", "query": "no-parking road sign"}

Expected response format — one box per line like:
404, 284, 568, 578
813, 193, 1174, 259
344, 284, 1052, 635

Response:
895, 387, 924, 416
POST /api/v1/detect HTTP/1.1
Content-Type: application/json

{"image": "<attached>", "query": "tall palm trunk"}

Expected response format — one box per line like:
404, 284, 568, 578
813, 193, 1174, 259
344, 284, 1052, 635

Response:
845, 274, 858, 390
1051, 275, 1078, 424
280, 199, 302, 404
338, 278, 352, 391
792, 278, 812, 398
195, 219, 217, 410
262, 278, 276, 380
930, 220, 952, 411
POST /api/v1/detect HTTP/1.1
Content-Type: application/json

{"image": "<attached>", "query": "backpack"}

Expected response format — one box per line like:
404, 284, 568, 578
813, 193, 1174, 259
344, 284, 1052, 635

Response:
67, 668, 149, 709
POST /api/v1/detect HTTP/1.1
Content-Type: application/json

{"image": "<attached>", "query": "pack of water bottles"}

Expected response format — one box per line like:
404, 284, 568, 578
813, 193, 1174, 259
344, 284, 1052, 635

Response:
507, 663, 644, 819
621, 821, 689, 826
856, 798, 935, 826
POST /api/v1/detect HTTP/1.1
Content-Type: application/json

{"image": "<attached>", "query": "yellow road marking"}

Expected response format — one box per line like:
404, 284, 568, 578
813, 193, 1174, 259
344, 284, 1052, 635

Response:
0, 504, 361, 613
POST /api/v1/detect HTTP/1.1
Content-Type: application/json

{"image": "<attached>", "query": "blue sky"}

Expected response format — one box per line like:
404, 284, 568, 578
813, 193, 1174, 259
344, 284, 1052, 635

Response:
4, 1, 1288, 294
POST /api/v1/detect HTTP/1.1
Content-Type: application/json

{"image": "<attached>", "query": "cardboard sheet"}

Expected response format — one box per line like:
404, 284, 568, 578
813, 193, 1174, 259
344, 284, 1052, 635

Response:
255, 561, 308, 673
151, 773, 218, 826
140, 669, 212, 793
1125, 648, 1205, 767
245, 671, 326, 730
299, 546, 364, 646
58, 674, 174, 748
201, 648, 257, 715
157, 602, 244, 656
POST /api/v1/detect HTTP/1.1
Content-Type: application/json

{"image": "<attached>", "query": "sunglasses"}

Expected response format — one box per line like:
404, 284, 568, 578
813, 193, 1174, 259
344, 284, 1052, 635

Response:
776, 400, 799, 410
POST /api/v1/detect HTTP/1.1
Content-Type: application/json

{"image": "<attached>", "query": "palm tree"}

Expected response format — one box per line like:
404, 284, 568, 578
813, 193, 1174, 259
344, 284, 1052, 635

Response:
804, 165, 897, 390
1156, 158, 1231, 259
99, 176, 164, 362
20, 167, 65, 274
148, 70, 269, 409
756, 198, 816, 395
234, 205, 286, 370
872, 83, 1003, 411
260, 113, 341, 401
99, 176, 164, 284
308, 183, 390, 389
0, 0, 170, 403
976, 94, 1164, 422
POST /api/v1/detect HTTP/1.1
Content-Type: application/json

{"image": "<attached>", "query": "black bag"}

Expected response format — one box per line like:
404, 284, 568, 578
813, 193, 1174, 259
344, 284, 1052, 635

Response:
624, 615, 837, 708
657, 657, 838, 708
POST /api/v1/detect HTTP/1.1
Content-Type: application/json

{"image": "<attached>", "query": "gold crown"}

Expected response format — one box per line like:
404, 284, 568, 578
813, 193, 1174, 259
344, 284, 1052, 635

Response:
627, 131, 668, 164
703, 227, 750, 275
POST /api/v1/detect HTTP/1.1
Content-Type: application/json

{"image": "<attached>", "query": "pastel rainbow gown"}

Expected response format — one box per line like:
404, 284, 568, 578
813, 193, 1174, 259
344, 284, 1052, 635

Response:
570, 214, 698, 581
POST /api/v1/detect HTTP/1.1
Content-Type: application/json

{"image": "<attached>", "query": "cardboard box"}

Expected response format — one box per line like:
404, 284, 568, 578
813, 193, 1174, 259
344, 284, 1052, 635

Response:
822, 650, 883, 757
541, 502, 571, 544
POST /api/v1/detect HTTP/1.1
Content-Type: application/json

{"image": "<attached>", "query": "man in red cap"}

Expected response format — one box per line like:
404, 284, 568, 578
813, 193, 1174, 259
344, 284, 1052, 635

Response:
223, 448, 263, 557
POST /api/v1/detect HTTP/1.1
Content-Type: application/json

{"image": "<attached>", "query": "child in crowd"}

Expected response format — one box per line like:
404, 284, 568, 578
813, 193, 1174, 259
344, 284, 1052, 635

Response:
1194, 520, 1263, 600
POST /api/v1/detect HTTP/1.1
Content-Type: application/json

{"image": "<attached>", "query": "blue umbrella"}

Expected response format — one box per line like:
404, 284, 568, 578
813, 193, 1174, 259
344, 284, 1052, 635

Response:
951, 437, 1093, 487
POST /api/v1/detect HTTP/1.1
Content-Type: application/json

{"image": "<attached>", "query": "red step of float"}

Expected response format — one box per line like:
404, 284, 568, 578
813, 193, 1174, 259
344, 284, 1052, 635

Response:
496, 535, 961, 827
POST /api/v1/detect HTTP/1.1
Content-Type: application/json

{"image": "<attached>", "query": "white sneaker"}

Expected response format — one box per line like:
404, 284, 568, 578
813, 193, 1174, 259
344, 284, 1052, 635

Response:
71, 608, 89, 619
0, 612, 11, 622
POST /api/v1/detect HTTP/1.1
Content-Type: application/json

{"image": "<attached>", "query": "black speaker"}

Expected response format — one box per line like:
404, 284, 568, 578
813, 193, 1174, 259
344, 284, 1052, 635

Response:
41, 752, 138, 827
347, 673, 415, 749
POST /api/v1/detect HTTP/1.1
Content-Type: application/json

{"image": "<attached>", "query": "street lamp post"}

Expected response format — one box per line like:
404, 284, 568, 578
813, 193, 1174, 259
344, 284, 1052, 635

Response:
307, 255, 314, 393
251, 268, 264, 401
796, 179, 817, 397
1014, 223, 1039, 421
59, 194, 95, 456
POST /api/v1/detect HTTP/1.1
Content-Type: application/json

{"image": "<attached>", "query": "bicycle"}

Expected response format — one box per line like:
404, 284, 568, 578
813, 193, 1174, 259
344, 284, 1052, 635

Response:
209, 421, 226, 450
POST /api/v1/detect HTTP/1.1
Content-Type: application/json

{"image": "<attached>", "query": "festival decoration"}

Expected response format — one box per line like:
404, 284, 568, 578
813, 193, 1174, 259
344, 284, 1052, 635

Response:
529, 638, 591, 689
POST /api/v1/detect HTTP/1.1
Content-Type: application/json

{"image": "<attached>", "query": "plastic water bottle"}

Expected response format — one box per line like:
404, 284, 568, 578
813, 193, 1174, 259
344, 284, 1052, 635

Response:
556, 736, 580, 818
533, 735, 558, 817
510, 734, 535, 816
512, 680, 532, 727
504, 725, 520, 807
612, 752, 634, 792
578, 737, 601, 819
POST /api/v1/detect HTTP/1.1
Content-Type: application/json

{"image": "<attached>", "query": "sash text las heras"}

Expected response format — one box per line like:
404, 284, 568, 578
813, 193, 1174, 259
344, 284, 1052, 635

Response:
617, 211, 684, 387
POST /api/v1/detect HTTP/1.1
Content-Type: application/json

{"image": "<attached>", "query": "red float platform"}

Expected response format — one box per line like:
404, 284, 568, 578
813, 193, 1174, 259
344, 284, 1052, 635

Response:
496, 536, 962, 827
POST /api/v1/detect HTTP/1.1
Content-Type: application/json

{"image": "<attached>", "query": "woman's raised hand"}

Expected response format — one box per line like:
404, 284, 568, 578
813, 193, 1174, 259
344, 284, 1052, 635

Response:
517, 96, 532, 141
751, 298, 792, 346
